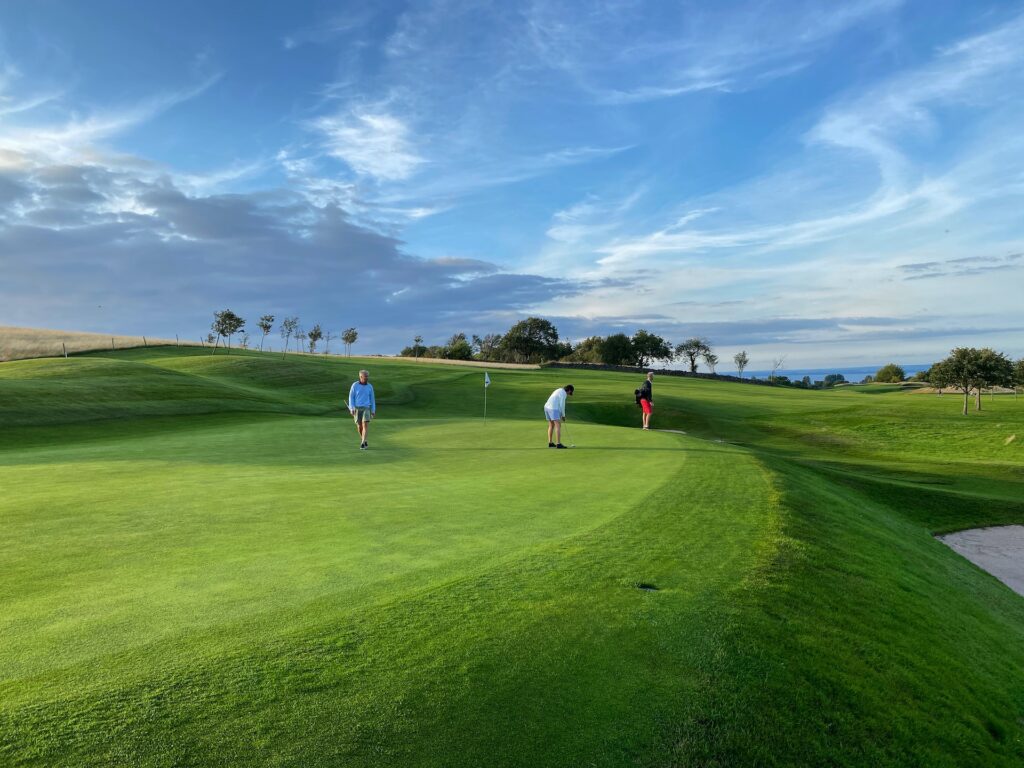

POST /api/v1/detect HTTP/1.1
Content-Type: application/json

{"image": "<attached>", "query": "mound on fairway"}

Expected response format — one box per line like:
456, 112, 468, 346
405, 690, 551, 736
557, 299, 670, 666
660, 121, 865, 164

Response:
1, 347, 1023, 766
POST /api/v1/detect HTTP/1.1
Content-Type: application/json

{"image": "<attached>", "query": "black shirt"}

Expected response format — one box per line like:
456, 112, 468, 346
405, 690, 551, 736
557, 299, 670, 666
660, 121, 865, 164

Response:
639, 379, 652, 401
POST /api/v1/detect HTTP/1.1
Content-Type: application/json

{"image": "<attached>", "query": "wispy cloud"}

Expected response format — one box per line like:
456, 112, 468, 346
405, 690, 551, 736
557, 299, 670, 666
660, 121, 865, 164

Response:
175, 159, 272, 196
525, 0, 904, 104
0, 74, 222, 161
0, 91, 59, 117
900, 252, 1023, 280
546, 189, 645, 244
588, 11, 1024, 267
595, 80, 731, 105
809, 11, 1024, 185
0, 62, 60, 117
312, 108, 425, 182
282, 9, 375, 50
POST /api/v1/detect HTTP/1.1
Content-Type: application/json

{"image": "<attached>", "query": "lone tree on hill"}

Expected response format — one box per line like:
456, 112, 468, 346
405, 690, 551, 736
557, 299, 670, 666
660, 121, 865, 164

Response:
734, 350, 749, 378
212, 309, 245, 354
631, 329, 673, 368
499, 317, 560, 363
929, 347, 1013, 415
257, 315, 274, 351
280, 316, 299, 357
770, 356, 786, 382
874, 363, 906, 383
307, 324, 323, 354
676, 338, 711, 373
413, 335, 424, 359
702, 350, 719, 374
600, 333, 634, 366
342, 327, 358, 356
323, 330, 336, 355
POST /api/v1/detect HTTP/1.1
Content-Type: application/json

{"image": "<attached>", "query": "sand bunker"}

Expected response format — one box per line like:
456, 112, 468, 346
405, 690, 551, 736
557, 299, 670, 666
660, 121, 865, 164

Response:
939, 526, 1024, 597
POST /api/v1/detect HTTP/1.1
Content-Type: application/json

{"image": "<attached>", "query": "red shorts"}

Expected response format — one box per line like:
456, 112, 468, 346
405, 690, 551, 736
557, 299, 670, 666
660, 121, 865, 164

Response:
640, 399, 652, 415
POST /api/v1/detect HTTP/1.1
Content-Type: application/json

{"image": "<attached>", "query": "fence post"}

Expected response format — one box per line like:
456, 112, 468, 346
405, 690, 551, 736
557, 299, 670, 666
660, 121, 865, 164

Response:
143, 336, 147, 347
176, 334, 179, 347
62, 342, 68, 358
111, 337, 115, 350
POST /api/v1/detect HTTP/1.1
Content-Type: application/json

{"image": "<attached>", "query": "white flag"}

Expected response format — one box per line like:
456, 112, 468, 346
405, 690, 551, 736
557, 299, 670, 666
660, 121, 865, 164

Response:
484, 372, 491, 388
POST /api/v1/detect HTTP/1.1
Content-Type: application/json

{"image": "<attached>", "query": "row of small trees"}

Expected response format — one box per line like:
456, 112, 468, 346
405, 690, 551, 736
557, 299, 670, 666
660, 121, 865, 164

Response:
207, 310, 359, 356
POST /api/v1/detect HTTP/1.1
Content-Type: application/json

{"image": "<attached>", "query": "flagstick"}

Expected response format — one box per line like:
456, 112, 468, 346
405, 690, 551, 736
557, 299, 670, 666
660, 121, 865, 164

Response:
483, 371, 490, 424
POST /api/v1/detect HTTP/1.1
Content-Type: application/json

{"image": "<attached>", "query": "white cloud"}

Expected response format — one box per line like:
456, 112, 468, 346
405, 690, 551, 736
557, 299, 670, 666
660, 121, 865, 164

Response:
313, 109, 425, 182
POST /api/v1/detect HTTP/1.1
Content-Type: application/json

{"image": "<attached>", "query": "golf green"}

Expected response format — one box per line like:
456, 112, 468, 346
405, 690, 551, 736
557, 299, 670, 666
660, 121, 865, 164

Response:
1, 348, 1023, 766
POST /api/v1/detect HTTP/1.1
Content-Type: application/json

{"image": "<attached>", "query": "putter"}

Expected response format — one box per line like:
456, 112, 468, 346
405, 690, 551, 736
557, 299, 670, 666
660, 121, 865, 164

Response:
562, 421, 576, 448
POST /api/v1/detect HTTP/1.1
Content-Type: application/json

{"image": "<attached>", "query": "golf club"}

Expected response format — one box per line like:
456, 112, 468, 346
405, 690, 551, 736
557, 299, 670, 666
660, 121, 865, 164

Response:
562, 420, 576, 448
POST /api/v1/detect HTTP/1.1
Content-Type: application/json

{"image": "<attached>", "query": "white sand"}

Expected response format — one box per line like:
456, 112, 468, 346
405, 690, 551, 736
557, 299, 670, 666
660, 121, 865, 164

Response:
939, 526, 1024, 597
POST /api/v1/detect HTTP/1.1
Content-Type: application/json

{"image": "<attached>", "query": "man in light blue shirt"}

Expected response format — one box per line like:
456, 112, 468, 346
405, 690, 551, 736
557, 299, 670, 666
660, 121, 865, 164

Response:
348, 369, 376, 450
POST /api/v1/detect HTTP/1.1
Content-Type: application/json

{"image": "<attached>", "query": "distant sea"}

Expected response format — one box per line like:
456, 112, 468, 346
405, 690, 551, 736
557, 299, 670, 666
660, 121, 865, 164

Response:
737, 363, 932, 383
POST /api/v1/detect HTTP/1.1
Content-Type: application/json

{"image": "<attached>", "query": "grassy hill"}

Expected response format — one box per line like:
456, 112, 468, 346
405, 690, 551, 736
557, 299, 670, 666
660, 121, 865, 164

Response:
1, 347, 1022, 766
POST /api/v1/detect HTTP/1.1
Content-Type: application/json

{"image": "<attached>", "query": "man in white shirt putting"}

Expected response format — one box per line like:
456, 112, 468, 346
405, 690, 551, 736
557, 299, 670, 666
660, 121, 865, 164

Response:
544, 384, 574, 448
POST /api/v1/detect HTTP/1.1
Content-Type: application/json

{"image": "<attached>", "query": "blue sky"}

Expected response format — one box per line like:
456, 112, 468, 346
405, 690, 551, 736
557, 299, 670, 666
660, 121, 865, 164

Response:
1, 0, 1023, 367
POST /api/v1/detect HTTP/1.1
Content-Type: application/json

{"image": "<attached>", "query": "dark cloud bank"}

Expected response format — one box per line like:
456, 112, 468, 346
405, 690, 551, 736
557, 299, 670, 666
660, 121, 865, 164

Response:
0, 160, 585, 350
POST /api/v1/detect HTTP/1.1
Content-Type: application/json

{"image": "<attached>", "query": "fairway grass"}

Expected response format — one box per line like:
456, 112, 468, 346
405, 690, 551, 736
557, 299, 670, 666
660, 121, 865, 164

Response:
1, 348, 1023, 766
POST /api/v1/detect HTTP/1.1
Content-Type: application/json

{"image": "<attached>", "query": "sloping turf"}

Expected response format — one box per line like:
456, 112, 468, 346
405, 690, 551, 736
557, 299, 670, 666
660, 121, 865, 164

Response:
1, 347, 1022, 766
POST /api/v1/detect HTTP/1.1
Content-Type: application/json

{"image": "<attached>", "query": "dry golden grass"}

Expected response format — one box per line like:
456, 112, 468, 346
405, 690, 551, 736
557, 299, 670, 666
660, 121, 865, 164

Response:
0, 326, 199, 362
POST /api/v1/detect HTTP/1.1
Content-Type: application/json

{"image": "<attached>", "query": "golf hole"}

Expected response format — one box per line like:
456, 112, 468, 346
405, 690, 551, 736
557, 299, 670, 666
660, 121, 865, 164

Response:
635, 582, 659, 592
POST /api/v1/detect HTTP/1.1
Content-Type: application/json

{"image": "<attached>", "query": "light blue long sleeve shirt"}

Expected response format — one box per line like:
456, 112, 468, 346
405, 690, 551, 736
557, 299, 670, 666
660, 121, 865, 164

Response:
348, 381, 376, 411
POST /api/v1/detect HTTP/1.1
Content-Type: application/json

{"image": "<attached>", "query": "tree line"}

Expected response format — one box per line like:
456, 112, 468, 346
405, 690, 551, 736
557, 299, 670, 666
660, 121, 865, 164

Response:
398, 317, 755, 372
206, 310, 359, 356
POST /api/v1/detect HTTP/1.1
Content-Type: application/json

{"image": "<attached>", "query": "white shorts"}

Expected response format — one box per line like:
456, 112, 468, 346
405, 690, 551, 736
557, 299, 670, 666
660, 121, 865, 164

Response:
544, 407, 562, 421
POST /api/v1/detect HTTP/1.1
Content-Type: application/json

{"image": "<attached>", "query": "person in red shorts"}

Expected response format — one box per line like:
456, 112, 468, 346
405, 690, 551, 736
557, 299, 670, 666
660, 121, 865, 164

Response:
638, 371, 654, 430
